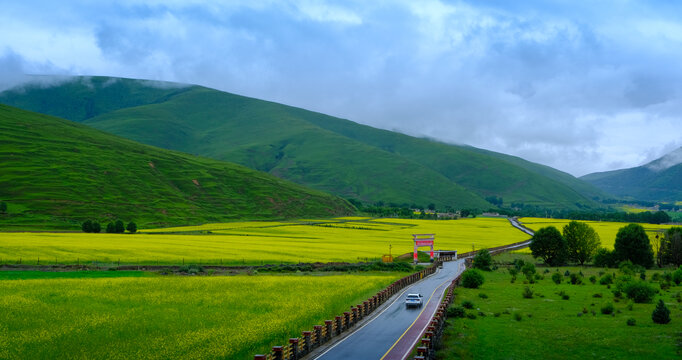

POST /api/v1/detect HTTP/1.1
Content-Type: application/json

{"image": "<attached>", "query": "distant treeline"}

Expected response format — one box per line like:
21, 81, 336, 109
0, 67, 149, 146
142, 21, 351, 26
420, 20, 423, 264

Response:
348, 198, 673, 225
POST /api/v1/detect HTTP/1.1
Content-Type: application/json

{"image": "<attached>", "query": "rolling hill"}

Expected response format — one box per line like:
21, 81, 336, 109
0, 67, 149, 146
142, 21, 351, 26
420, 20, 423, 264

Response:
0, 104, 355, 229
0, 76, 608, 210
581, 147, 682, 202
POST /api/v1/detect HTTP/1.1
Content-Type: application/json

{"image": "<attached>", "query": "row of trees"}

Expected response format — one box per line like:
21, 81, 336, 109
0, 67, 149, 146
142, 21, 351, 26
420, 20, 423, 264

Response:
82, 220, 137, 233
0, 201, 7, 214
530, 221, 681, 268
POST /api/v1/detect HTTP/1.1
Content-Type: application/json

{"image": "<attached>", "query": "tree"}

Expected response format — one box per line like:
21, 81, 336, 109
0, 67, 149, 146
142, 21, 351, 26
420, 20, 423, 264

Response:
114, 220, 125, 233
0, 201, 6, 213
106, 222, 116, 233
529, 226, 568, 266
652, 299, 671, 324
614, 224, 654, 268
472, 249, 492, 271
92, 221, 101, 233
660, 227, 682, 267
593, 248, 615, 267
126, 221, 137, 233
563, 221, 601, 265
81, 220, 93, 233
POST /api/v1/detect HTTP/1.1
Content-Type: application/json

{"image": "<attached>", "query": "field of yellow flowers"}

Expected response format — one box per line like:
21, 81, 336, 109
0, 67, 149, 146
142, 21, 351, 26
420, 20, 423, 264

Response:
0, 272, 402, 359
0, 217, 528, 265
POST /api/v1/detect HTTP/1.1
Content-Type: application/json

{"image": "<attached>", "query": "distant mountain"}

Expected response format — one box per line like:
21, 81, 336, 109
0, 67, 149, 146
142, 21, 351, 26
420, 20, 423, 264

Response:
0, 76, 607, 210
0, 104, 354, 229
581, 147, 682, 201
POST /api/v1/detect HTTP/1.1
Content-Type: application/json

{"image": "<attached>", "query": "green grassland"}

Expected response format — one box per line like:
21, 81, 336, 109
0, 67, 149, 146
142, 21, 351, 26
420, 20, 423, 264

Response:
0, 76, 607, 210
0, 217, 529, 265
437, 267, 681, 359
0, 104, 354, 229
0, 272, 402, 360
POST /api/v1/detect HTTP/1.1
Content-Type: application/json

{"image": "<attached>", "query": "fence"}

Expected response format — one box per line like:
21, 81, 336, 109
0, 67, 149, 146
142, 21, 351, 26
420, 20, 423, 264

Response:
252, 256, 457, 360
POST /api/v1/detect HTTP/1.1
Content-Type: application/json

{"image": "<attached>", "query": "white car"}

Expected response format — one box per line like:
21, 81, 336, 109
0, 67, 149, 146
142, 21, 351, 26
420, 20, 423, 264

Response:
405, 293, 423, 308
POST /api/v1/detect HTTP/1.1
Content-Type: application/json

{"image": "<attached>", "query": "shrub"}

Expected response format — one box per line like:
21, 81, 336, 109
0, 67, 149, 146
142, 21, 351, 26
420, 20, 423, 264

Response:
513, 259, 525, 270
569, 273, 583, 285
639, 271, 646, 280
589, 275, 597, 284
599, 274, 613, 285
551, 272, 562, 284
478, 293, 488, 299
466, 312, 477, 319
623, 281, 657, 303
447, 306, 465, 318
564, 270, 571, 277
82, 220, 93, 233
513, 312, 523, 321
105, 222, 116, 233
521, 263, 536, 278
626, 318, 636, 326
114, 220, 125, 234
652, 299, 671, 324
473, 249, 493, 271
562, 294, 570, 300
462, 269, 485, 289
91, 221, 101, 233
601, 302, 614, 314
593, 248, 616, 268
672, 267, 682, 285
593, 293, 602, 298
126, 221, 137, 233
522, 286, 534, 299
462, 300, 475, 309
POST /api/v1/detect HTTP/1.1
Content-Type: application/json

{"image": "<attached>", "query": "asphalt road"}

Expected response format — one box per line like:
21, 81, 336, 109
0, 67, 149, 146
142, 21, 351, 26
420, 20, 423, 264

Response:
313, 259, 466, 360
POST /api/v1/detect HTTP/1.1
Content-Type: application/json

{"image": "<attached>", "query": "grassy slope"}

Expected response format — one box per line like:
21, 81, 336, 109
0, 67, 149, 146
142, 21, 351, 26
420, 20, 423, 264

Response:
582, 164, 682, 202
438, 267, 681, 359
0, 104, 354, 229
0, 76, 605, 209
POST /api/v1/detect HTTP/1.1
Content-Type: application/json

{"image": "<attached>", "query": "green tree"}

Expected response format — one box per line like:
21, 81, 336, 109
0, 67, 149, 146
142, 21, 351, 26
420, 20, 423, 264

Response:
593, 248, 616, 267
563, 221, 601, 265
126, 221, 137, 233
81, 220, 93, 233
106, 222, 116, 233
0, 201, 6, 213
529, 226, 568, 266
661, 227, 682, 267
614, 224, 654, 268
652, 299, 671, 324
461, 269, 485, 289
92, 221, 101, 233
114, 220, 125, 233
472, 249, 492, 271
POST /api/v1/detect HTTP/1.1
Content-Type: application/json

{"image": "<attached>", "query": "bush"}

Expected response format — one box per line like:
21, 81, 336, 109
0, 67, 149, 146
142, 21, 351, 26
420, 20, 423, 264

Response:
114, 220, 125, 234
623, 281, 657, 303
652, 299, 671, 324
521, 263, 536, 277
462, 300, 475, 309
569, 273, 583, 285
466, 312, 477, 320
551, 272, 562, 284
91, 221, 101, 233
564, 270, 571, 277
462, 269, 485, 289
478, 293, 488, 299
82, 220, 93, 233
627, 318, 636, 326
522, 286, 534, 299
473, 249, 493, 271
105, 222, 116, 233
594, 248, 616, 268
673, 267, 682, 285
513, 312, 523, 321
447, 306, 465, 318
593, 293, 602, 298
599, 274, 613, 285
601, 302, 614, 314
126, 221, 137, 233
589, 275, 597, 284
562, 294, 570, 300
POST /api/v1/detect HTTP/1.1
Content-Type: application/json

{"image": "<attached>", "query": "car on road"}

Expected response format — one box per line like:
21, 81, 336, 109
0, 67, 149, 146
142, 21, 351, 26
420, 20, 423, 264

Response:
405, 293, 423, 308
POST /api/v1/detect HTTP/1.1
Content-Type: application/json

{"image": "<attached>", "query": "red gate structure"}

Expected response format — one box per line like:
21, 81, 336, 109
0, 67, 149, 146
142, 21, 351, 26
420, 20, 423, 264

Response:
413, 234, 435, 264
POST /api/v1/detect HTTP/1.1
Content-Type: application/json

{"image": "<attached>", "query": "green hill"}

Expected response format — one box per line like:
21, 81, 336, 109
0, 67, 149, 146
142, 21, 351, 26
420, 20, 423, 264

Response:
581, 148, 682, 202
0, 104, 355, 229
0, 76, 607, 210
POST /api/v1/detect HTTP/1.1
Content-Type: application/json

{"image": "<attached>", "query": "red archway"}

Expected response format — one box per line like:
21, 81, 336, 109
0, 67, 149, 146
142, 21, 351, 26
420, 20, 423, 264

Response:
413, 234, 434, 263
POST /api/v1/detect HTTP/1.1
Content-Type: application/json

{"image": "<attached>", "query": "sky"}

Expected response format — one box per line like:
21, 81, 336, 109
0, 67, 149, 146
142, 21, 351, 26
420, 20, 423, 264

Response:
1, 0, 682, 177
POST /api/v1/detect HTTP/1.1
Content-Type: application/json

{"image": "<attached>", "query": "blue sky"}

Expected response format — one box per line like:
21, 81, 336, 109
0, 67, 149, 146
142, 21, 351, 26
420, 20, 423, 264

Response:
2, 0, 682, 176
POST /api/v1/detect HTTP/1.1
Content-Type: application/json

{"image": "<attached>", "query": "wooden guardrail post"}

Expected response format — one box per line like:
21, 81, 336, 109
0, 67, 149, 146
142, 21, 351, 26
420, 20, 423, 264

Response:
314, 325, 322, 346
363, 301, 369, 315
272, 346, 283, 360
334, 316, 342, 335
343, 312, 351, 329
289, 338, 299, 360
351, 307, 358, 325
254, 355, 267, 360
302, 331, 312, 354
324, 320, 333, 342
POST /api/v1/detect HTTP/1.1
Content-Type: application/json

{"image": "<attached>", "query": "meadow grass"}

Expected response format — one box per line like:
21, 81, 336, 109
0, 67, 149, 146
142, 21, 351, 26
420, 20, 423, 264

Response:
437, 265, 681, 359
0, 217, 529, 265
0, 272, 402, 360
0, 270, 152, 280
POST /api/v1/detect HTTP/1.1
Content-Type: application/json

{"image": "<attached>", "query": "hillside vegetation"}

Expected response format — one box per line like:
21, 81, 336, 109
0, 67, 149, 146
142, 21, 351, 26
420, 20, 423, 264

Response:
582, 147, 682, 202
0, 104, 354, 229
0, 76, 608, 210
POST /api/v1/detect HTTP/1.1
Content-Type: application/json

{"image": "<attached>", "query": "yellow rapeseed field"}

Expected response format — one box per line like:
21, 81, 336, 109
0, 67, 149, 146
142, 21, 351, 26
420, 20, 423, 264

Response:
0, 217, 528, 265
0, 273, 402, 360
